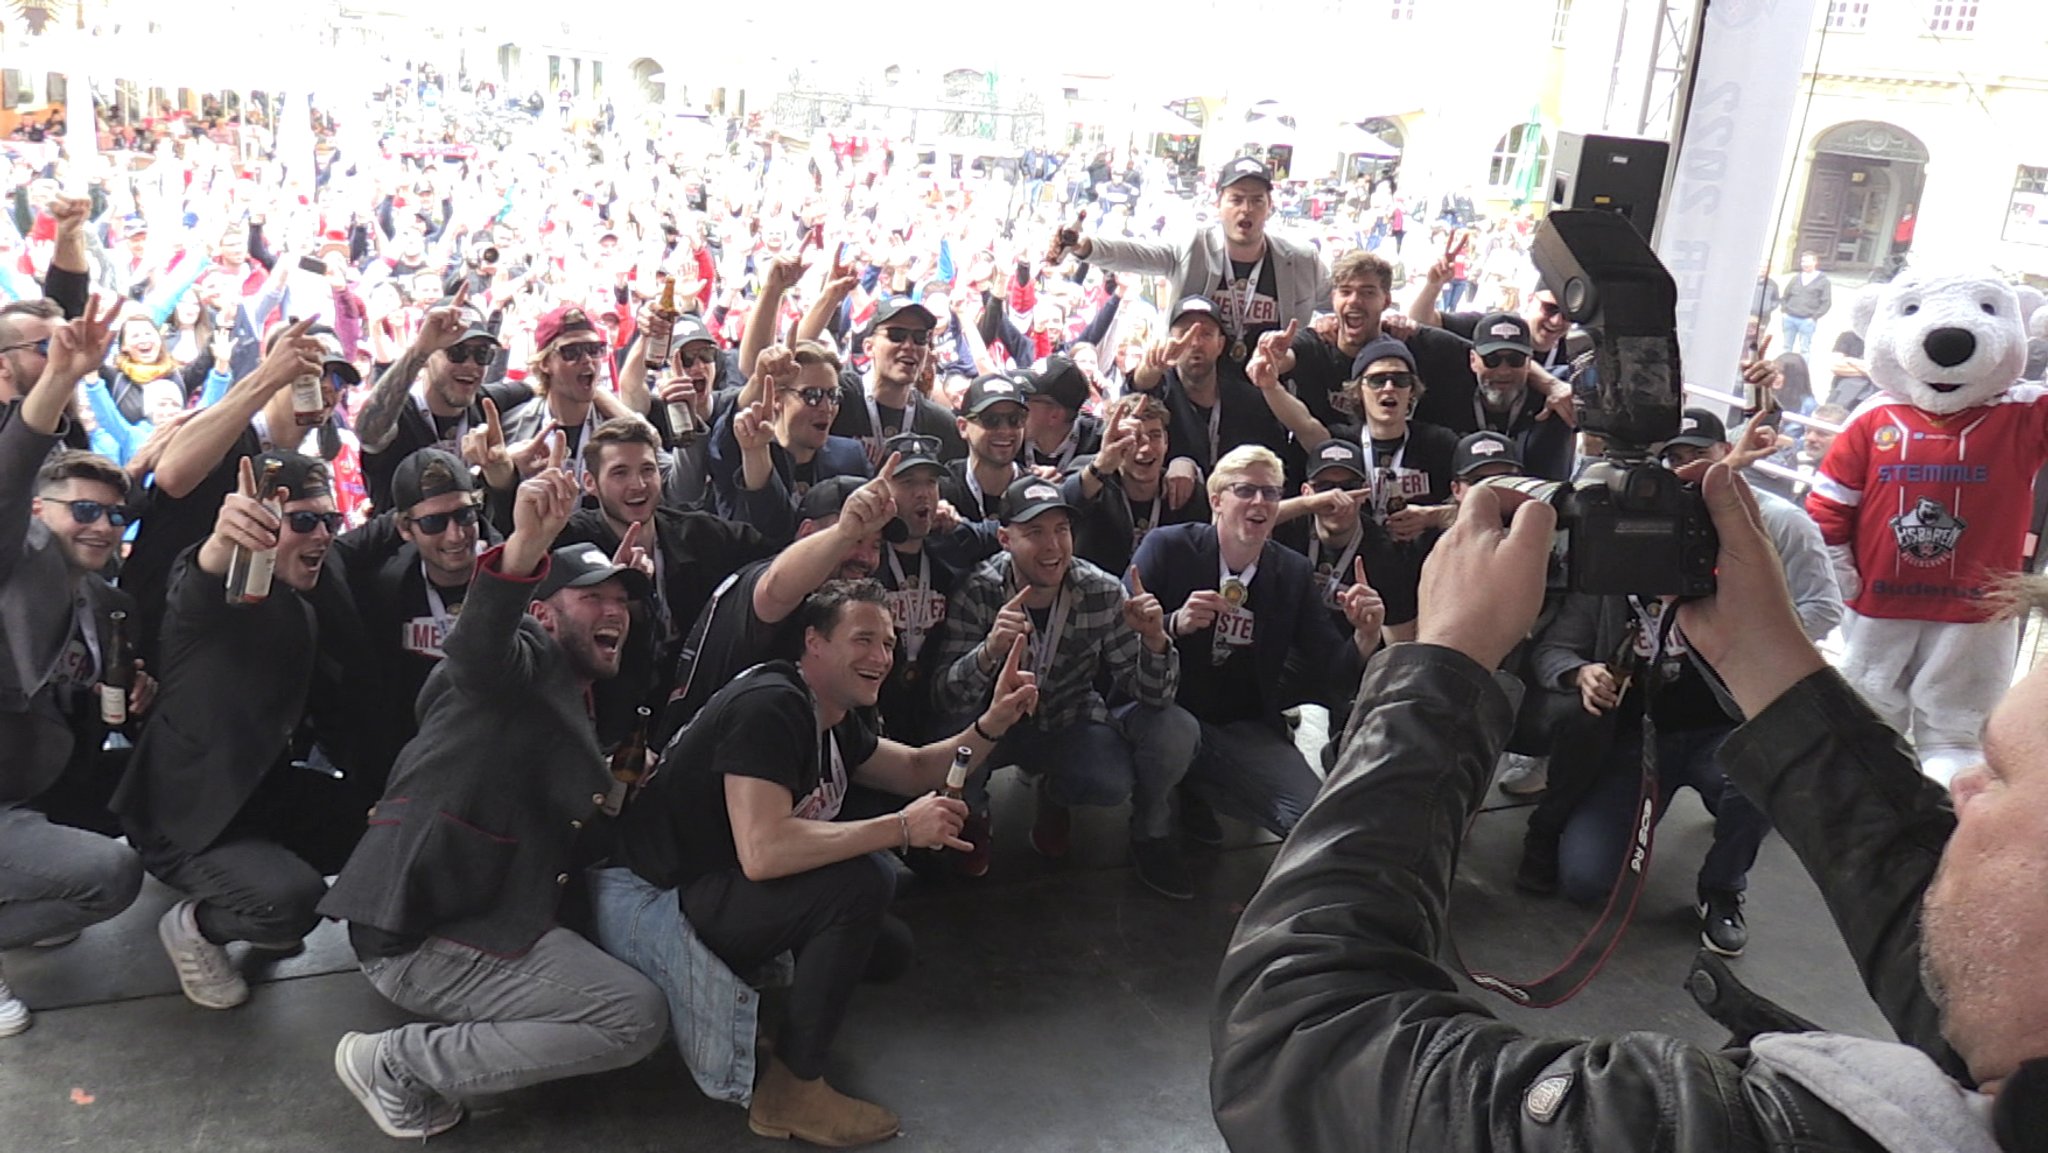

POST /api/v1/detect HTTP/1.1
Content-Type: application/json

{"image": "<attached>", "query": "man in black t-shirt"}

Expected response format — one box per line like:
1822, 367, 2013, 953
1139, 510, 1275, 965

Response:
872, 433, 969, 742
611, 580, 1036, 1147
1064, 392, 1211, 577
1129, 296, 1294, 480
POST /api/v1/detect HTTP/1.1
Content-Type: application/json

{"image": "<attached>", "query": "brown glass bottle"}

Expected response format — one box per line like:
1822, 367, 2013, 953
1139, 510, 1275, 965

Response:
100, 610, 133, 726
610, 706, 653, 786
941, 745, 974, 801
226, 460, 284, 605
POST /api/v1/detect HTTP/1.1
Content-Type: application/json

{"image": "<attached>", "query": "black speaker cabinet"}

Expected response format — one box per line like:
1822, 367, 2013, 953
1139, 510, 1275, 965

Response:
1550, 132, 1670, 240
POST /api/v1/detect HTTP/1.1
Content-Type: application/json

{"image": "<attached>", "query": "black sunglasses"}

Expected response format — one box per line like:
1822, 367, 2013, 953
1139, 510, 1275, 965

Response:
284, 510, 345, 535
62, 499, 130, 527
1362, 371, 1419, 391
779, 386, 841, 408
890, 434, 943, 457
1309, 478, 1364, 494
1481, 351, 1528, 369
880, 326, 932, 347
444, 342, 498, 365
675, 348, 719, 368
556, 341, 608, 362
972, 411, 1026, 430
406, 504, 480, 534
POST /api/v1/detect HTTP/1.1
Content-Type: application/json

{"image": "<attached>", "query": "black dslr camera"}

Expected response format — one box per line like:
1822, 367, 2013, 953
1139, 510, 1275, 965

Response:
1495, 210, 1716, 597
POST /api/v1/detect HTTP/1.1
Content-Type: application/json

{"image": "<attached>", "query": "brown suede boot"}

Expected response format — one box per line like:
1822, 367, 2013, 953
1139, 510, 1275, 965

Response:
748, 1055, 901, 1147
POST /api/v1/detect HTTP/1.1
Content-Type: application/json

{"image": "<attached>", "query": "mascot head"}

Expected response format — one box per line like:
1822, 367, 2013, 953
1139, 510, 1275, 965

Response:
1854, 270, 2026, 415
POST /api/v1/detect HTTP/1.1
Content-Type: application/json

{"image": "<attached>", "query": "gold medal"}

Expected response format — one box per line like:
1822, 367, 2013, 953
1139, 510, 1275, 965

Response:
1221, 578, 1247, 609
1230, 339, 1248, 363
1384, 494, 1408, 515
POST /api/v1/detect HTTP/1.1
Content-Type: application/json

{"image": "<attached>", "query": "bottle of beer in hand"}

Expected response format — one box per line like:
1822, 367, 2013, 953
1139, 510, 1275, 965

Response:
610, 706, 653, 786
289, 360, 326, 427
649, 277, 698, 445
941, 746, 974, 801
226, 460, 284, 605
100, 610, 133, 727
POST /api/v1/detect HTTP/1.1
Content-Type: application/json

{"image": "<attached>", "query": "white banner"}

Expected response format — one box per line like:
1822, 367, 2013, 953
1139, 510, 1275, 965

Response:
1656, 0, 1823, 406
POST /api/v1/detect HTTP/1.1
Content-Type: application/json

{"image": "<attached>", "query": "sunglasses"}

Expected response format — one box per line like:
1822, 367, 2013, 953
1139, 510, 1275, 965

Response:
1225, 482, 1285, 503
406, 504, 480, 535
1362, 371, 1419, 391
880, 326, 932, 347
972, 411, 1027, 430
890, 434, 943, 458
1309, 478, 1364, 494
284, 510, 345, 535
779, 386, 841, 408
675, 348, 719, 368
1536, 300, 1565, 318
556, 341, 608, 363
1, 337, 51, 357
444, 342, 498, 365
62, 499, 130, 527
1481, 351, 1528, 369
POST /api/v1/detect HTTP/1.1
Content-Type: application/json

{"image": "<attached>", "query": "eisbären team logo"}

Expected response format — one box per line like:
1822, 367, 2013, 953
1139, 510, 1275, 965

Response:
1890, 497, 1967, 565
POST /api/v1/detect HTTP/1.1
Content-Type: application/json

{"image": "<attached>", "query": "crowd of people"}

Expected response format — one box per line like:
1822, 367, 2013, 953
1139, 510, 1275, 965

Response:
1, 64, 2041, 1150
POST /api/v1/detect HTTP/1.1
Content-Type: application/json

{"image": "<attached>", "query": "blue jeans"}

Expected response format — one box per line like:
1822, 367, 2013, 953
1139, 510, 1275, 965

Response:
1557, 724, 1768, 906
1782, 314, 1818, 355
968, 703, 1199, 839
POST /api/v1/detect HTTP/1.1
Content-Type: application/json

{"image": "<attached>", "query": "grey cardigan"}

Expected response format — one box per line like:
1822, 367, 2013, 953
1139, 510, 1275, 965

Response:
1086, 225, 1331, 331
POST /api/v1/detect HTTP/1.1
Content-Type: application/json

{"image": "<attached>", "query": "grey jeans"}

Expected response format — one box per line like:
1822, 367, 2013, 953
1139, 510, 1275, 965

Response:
1185, 717, 1325, 836
360, 926, 667, 1100
0, 803, 143, 949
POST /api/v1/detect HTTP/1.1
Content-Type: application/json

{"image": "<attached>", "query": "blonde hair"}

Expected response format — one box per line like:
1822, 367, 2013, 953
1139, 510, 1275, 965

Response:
1207, 444, 1285, 499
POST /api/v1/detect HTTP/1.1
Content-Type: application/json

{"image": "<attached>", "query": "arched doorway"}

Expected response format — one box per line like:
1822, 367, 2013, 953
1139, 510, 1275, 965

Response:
1795, 121, 1927, 273
630, 58, 665, 106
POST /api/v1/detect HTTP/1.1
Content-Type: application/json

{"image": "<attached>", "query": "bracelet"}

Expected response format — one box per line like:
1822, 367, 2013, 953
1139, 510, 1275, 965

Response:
898, 810, 912, 853
1084, 461, 1105, 484
973, 717, 1002, 742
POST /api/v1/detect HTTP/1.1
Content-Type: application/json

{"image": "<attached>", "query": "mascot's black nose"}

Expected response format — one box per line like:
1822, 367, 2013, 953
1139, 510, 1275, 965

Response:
1924, 327, 1977, 368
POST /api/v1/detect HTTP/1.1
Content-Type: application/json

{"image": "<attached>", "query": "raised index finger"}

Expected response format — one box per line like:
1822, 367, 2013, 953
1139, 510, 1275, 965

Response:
1126, 564, 1147, 597
483, 396, 503, 441
1353, 556, 1371, 588
548, 427, 567, 471
871, 451, 902, 487
999, 632, 1026, 684
450, 281, 470, 311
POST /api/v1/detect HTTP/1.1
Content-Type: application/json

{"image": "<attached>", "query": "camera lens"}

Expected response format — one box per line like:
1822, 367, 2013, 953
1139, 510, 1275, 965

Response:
481, 246, 500, 264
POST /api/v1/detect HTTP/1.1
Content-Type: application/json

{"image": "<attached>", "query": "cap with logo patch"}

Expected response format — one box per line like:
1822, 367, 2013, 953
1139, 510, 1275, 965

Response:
883, 433, 946, 477
999, 476, 1073, 525
434, 296, 500, 346
1473, 312, 1535, 357
667, 315, 716, 356
868, 296, 937, 334
1217, 156, 1274, 193
1666, 407, 1729, 451
534, 542, 651, 601
963, 372, 1030, 416
1171, 295, 1224, 329
1452, 431, 1524, 479
1306, 438, 1368, 480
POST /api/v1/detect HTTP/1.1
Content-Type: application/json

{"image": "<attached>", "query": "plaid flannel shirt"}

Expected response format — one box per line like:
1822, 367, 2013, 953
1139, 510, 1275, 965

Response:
932, 553, 1178, 730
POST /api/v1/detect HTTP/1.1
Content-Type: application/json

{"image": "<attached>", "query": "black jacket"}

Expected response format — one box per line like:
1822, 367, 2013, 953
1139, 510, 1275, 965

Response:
1212, 645, 1962, 1152
318, 544, 612, 957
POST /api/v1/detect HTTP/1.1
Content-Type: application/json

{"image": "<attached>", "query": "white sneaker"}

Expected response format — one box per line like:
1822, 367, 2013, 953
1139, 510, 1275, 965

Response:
157, 900, 249, 1009
1496, 754, 1550, 797
0, 967, 30, 1037
334, 1031, 465, 1140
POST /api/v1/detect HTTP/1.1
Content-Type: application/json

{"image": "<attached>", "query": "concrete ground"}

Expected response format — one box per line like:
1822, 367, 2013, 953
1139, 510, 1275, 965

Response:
1, 759, 1899, 1153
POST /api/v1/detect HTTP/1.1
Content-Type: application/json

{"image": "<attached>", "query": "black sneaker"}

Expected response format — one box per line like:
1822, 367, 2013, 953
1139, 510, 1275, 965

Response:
1131, 836, 1194, 900
1180, 791, 1225, 848
1698, 889, 1747, 957
1515, 834, 1559, 895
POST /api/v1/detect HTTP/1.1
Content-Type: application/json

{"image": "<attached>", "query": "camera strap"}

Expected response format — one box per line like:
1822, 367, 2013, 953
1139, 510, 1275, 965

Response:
1455, 607, 1680, 1008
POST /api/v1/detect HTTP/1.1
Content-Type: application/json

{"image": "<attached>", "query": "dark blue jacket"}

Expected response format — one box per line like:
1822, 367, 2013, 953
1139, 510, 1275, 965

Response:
705, 406, 870, 529
1129, 523, 1360, 733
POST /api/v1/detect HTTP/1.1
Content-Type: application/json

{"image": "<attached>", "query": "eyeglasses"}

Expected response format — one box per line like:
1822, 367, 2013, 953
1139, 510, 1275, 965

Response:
972, 411, 1027, 430
444, 342, 498, 365
676, 348, 719, 368
405, 504, 480, 535
555, 341, 608, 362
1224, 482, 1285, 503
880, 326, 932, 347
1480, 351, 1528, 369
0, 337, 50, 357
283, 510, 345, 535
890, 434, 943, 458
1362, 371, 1419, 391
779, 386, 841, 408
1308, 478, 1364, 494
61, 499, 130, 527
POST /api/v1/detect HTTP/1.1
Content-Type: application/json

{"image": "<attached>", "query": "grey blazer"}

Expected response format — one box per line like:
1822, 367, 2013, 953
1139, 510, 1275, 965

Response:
1085, 225, 1332, 330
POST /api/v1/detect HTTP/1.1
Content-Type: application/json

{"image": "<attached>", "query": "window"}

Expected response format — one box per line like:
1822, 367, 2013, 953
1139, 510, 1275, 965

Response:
1825, 1, 1870, 30
2004, 165, 2048, 246
1488, 123, 1550, 194
1552, 0, 1573, 46
1925, 1, 1978, 33
1390, 0, 1417, 20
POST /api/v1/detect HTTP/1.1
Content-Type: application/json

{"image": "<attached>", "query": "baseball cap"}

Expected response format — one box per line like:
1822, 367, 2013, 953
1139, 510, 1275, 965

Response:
1170, 295, 1223, 328
1350, 336, 1417, 379
1472, 311, 1535, 357
534, 304, 603, 351
311, 330, 363, 385
1306, 438, 1368, 481
667, 315, 716, 355
391, 447, 477, 512
869, 296, 937, 333
1667, 407, 1729, 451
1026, 356, 1090, 413
1217, 156, 1274, 193
999, 476, 1072, 525
963, 372, 1030, 416
1452, 431, 1524, 479
534, 541, 651, 601
883, 432, 946, 477
434, 297, 499, 346
797, 474, 871, 524
251, 451, 332, 502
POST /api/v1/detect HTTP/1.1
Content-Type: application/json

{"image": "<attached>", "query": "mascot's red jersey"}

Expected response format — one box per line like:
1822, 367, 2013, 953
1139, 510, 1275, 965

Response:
1807, 393, 2048, 622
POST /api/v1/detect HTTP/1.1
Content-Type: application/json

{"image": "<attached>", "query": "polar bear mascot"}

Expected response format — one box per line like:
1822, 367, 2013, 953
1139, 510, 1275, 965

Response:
1805, 269, 2048, 786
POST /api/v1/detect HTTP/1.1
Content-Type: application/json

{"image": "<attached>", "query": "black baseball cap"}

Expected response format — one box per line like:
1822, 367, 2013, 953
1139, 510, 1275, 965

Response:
1350, 336, 1417, 378
1472, 311, 1534, 357
797, 474, 870, 523
999, 476, 1072, 525
1667, 407, 1729, 451
963, 372, 1030, 416
391, 447, 477, 512
868, 296, 936, 333
1217, 156, 1274, 193
1452, 431, 1524, 479
434, 297, 500, 346
534, 541, 651, 601
310, 331, 363, 385
1026, 355, 1090, 413
883, 432, 946, 477
667, 315, 715, 355
251, 451, 332, 502
1305, 438, 1368, 480
1170, 295, 1223, 328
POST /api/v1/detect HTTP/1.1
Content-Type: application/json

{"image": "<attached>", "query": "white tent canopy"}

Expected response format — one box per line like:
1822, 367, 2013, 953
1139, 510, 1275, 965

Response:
1333, 122, 1400, 158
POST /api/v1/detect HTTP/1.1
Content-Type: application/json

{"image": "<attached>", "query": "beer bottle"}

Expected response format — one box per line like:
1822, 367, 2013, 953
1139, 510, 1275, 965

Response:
650, 277, 698, 445
100, 610, 133, 727
226, 460, 284, 605
289, 353, 326, 427
941, 745, 974, 802
610, 706, 653, 786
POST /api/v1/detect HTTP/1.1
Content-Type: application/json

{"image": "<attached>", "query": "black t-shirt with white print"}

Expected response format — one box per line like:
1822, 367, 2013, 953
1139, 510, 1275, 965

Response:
1215, 255, 1283, 359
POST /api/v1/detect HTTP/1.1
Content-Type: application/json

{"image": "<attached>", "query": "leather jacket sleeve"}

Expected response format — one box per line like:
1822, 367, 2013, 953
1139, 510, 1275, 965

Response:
1212, 644, 1773, 1152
